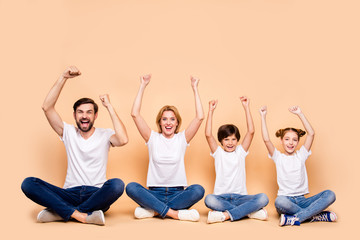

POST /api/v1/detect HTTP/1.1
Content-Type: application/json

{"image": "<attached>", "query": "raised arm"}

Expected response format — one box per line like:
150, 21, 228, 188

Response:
99, 94, 128, 147
131, 74, 152, 142
205, 100, 219, 153
259, 106, 275, 156
42, 66, 81, 137
239, 96, 255, 152
289, 106, 315, 151
185, 76, 205, 143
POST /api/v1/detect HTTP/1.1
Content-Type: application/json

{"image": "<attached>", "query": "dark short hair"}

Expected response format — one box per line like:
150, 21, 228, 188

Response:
217, 124, 240, 142
73, 98, 98, 114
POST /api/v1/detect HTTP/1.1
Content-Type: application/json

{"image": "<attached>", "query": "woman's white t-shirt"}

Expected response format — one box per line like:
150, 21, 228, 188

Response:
146, 130, 188, 187
270, 146, 311, 196
211, 145, 248, 195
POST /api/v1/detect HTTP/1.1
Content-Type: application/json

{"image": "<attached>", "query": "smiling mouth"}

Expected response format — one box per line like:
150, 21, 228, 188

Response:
80, 119, 90, 126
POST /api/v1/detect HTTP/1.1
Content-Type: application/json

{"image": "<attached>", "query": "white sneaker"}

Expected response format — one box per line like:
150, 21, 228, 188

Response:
86, 210, 105, 226
178, 209, 200, 222
207, 211, 226, 224
248, 208, 268, 220
37, 209, 63, 223
134, 207, 155, 219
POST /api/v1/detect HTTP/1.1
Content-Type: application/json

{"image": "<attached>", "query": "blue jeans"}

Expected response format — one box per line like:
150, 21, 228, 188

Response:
21, 177, 124, 221
205, 193, 269, 221
125, 182, 205, 218
275, 190, 336, 222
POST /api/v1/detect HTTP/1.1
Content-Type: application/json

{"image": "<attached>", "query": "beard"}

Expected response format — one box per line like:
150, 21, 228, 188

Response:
76, 119, 94, 133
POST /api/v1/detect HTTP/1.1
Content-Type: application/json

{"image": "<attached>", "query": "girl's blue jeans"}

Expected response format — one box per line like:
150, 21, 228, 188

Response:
275, 190, 336, 222
21, 177, 124, 221
204, 193, 269, 221
125, 182, 205, 218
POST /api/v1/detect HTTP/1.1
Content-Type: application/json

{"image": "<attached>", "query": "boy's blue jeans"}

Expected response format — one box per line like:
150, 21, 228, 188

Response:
204, 193, 269, 221
21, 177, 124, 221
275, 190, 336, 222
125, 182, 205, 218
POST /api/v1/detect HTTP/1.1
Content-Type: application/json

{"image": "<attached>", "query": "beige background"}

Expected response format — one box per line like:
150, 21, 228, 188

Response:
1, 0, 359, 239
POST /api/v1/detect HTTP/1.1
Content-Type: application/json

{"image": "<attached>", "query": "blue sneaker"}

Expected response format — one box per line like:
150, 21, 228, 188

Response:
279, 214, 300, 226
310, 211, 337, 222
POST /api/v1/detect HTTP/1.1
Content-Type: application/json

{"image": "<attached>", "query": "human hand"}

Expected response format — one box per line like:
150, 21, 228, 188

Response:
62, 66, 81, 79
259, 106, 267, 116
140, 74, 151, 86
209, 100, 218, 111
190, 76, 200, 88
239, 96, 250, 108
99, 94, 111, 108
288, 106, 302, 115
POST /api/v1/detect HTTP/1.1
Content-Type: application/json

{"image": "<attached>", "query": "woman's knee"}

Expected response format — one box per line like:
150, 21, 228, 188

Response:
188, 184, 205, 200
125, 182, 142, 198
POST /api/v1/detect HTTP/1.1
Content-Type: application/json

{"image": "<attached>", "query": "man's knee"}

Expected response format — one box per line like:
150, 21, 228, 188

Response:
106, 178, 125, 197
21, 177, 38, 195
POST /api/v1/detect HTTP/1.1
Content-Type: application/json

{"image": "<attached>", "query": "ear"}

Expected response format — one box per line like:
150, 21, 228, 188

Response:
94, 112, 98, 120
73, 112, 76, 120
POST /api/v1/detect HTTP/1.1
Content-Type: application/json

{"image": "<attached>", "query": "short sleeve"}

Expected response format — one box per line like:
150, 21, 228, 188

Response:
269, 148, 280, 163
146, 130, 156, 145
181, 130, 190, 146
60, 122, 71, 142
210, 146, 222, 158
297, 145, 312, 162
236, 145, 249, 157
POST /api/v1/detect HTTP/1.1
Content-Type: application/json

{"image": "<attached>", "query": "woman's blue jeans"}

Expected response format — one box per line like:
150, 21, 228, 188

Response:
275, 190, 336, 222
21, 177, 125, 221
125, 182, 205, 218
204, 193, 269, 221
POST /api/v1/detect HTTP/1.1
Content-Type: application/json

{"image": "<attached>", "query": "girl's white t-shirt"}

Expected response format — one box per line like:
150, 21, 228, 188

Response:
146, 130, 188, 187
270, 146, 311, 196
61, 122, 114, 188
211, 145, 248, 195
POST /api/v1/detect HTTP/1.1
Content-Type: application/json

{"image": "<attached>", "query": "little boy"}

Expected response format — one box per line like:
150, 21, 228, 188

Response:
204, 97, 269, 223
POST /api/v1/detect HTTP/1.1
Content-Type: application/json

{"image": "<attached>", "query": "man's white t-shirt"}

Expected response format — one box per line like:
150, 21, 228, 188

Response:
61, 122, 114, 188
146, 131, 188, 187
270, 146, 311, 196
211, 145, 248, 195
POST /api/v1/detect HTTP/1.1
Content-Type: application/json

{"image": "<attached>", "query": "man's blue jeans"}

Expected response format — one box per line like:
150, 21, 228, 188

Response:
125, 182, 205, 218
275, 190, 336, 222
21, 177, 124, 221
204, 193, 269, 221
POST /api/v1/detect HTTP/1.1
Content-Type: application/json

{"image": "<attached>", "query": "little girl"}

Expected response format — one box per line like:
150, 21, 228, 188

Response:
204, 97, 269, 224
259, 105, 337, 226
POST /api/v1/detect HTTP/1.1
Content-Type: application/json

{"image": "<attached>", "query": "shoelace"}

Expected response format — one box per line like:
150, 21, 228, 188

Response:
286, 216, 300, 225
310, 213, 329, 222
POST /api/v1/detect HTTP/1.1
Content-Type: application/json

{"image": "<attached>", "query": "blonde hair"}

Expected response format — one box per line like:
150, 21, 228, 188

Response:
156, 105, 182, 133
276, 128, 306, 139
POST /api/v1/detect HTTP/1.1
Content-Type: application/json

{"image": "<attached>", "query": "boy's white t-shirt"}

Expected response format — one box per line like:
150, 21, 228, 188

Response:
146, 130, 188, 187
211, 145, 248, 195
270, 146, 311, 196
61, 122, 114, 188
